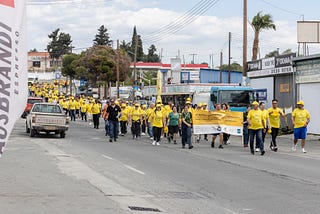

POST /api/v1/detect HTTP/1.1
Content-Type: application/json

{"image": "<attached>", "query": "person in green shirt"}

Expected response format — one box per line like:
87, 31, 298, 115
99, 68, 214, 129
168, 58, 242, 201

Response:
168, 106, 180, 144
181, 106, 193, 149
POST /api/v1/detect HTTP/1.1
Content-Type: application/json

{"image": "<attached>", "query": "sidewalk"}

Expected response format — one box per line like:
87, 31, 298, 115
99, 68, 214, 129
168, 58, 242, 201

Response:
0, 119, 129, 214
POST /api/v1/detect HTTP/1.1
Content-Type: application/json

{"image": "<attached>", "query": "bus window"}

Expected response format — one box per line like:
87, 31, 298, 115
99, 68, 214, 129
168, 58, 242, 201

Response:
210, 92, 217, 104
219, 90, 253, 107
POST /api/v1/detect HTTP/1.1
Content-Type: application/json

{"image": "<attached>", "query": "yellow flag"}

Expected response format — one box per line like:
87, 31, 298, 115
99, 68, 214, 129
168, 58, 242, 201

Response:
156, 70, 162, 103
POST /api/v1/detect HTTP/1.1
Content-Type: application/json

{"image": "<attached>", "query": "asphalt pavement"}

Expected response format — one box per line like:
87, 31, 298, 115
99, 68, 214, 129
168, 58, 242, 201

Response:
1, 118, 320, 214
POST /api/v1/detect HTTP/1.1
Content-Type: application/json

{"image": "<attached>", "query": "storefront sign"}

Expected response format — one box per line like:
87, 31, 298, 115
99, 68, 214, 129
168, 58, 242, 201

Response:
247, 60, 262, 71
295, 58, 320, 83
275, 53, 296, 68
248, 66, 293, 77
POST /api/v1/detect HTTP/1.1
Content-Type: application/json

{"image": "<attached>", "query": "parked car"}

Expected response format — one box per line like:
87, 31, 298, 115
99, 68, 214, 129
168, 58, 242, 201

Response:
26, 103, 69, 138
21, 97, 43, 118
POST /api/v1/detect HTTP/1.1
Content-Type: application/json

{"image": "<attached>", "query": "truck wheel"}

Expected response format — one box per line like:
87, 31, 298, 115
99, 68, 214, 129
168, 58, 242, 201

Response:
30, 129, 36, 137
60, 131, 65, 138
26, 122, 30, 133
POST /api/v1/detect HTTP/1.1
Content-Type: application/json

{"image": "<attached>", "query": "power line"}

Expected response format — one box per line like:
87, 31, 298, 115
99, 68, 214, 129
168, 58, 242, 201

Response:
28, 0, 112, 5
143, 0, 220, 44
260, 0, 303, 17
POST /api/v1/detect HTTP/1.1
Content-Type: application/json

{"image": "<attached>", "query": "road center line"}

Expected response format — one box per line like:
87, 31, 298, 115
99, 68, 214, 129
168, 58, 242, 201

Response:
102, 154, 114, 160
102, 154, 146, 175
123, 164, 146, 175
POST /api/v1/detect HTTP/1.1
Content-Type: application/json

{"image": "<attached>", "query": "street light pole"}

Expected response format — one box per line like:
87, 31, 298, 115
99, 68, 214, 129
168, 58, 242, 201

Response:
133, 34, 138, 100
243, 0, 248, 77
116, 39, 120, 99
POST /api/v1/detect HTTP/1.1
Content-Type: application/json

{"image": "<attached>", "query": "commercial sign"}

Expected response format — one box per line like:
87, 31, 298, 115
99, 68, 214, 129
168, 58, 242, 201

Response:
0, 1, 28, 156
192, 110, 243, 135
247, 53, 296, 78
295, 58, 320, 83
189, 70, 199, 81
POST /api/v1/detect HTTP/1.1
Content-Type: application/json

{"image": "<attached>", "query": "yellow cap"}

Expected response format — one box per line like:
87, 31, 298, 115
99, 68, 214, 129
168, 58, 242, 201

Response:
156, 104, 161, 107
134, 103, 139, 107
186, 97, 191, 101
186, 101, 191, 104
198, 103, 203, 107
121, 103, 126, 107
252, 101, 259, 105
202, 103, 207, 106
297, 100, 304, 105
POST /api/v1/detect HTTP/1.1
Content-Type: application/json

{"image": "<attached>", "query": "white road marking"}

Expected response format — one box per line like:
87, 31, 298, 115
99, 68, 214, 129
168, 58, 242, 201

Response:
102, 154, 146, 175
123, 164, 146, 175
102, 154, 114, 160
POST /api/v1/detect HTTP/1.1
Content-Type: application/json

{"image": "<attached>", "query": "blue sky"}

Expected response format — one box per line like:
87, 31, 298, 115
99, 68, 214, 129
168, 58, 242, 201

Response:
27, 0, 320, 66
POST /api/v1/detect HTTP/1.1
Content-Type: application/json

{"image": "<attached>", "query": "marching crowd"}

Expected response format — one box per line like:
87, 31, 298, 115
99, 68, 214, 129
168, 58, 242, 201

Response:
29, 83, 311, 155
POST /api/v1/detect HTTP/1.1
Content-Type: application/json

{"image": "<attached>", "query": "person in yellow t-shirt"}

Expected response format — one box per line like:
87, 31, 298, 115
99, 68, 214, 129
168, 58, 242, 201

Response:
119, 104, 129, 136
87, 100, 94, 126
257, 102, 269, 152
146, 103, 155, 139
68, 97, 76, 121
80, 100, 87, 122
247, 101, 265, 156
150, 104, 166, 146
292, 100, 310, 153
92, 100, 101, 129
129, 103, 142, 139
75, 97, 81, 119
268, 99, 284, 152
61, 98, 69, 115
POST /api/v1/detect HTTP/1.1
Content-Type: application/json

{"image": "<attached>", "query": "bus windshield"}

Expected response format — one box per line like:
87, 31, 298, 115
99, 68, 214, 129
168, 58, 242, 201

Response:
219, 90, 253, 107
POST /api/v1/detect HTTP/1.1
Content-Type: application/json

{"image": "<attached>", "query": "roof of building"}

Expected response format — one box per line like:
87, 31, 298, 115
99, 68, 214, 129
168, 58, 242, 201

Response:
130, 62, 209, 69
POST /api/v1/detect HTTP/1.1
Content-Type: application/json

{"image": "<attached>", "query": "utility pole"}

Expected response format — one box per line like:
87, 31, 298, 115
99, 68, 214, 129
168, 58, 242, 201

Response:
243, 0, 248, 77
220, 50, 223, 83
133, 34, 138, 100
116, 39, 120, 99
228, 32, 232, 83
189, 53, 197, 64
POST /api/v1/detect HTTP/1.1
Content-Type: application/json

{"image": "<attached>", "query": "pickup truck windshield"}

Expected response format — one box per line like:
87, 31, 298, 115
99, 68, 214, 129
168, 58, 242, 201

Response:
32, 104, 62, 114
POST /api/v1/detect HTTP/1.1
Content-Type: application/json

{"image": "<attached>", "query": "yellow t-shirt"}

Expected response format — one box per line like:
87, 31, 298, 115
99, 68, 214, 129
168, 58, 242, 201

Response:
268, 107, 283, 128
248, 109, 264, 130
146, 108, 155, 122
151, 110, 164, 128
61, 101, 69, 109
80, 102, 87, 113
69, 100, 76, 110
131, 108, 142, 121
119, 108, 129, 122
87, 103, 93, 114
75, 101, 81, 110
292, 108, 310, 128
92, 103, 101, 114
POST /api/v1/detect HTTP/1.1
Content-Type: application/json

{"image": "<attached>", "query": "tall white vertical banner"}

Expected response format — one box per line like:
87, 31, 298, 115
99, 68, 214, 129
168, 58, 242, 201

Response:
0, 0, 28, 157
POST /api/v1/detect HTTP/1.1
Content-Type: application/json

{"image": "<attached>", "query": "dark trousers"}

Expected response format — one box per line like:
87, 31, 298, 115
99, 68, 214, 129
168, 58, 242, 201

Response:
243, 124, 249, 146
69, 110, 76, 121
181, 123, 192, 147
249, 129, 263, 153
132, 121, 141, 138
93, 114, 100, 128
223, 133, 230, 143
120, 121, 127, 134
256, 129, 266, 148
141, 120, 146, 133
271, 127, 279, 147
81, 112, 87, 121
153, 126, 162, 142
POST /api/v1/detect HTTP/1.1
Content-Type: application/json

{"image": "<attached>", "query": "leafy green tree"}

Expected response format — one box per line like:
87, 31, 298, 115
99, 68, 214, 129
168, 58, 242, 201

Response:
47, 28, 73, 66
146, 44, 160, 62
251, 12, 276, 60
265, 50, 278, 58
62, 53, 80, 95
29, 48, 37, 52
120, 40, 131, 52
219, 62, 243, 72
130, 26, 144, 62
93, 25, 112, 46
75, 46, 130, 88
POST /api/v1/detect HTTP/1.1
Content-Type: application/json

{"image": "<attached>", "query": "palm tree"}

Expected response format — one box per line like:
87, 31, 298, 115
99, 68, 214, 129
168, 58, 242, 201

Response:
251, 12, 276, 60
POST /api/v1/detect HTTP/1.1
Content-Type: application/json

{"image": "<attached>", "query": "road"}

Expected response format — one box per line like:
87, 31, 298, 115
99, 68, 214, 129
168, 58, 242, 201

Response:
1, 118, 320, 214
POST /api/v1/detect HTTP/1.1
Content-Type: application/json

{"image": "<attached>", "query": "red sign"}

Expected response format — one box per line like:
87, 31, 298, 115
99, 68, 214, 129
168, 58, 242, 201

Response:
0, 0, 14, 7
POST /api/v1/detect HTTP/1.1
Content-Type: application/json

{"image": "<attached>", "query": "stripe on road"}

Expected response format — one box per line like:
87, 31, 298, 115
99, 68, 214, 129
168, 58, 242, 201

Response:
102, 154, 146, 175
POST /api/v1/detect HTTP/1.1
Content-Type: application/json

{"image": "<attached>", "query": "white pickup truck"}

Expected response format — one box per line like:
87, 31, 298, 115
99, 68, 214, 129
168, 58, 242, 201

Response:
26, 103, 70, 138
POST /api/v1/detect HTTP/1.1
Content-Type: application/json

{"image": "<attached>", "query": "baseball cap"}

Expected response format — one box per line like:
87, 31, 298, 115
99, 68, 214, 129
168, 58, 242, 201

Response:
297, 100, 304, 105
252, 101, 259, 105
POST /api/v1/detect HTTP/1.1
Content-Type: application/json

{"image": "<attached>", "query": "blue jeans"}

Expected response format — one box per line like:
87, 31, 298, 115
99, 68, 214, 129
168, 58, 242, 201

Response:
181, 123, 192, 147
249, 129, 263, 153
109, 120, 119, 140
147, 122, 153, 138
105, 120, 109, 136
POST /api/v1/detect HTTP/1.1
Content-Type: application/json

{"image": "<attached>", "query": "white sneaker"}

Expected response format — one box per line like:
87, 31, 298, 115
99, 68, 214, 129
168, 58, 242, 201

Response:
292, 145, 297, 152
156, 142, 160, 146
141, 133, 146, 136
152, 141, 156, 145
150, 137, 154, 140
302, 148, 306, 153
255, 148, 260, 152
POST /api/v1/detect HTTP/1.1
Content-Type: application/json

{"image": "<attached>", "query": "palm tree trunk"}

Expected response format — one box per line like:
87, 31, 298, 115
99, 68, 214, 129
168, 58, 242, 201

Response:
252, 30, 259, 61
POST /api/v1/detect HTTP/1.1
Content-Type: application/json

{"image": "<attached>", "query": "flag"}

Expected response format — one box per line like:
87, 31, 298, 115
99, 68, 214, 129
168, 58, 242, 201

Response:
0, 0, 28, 157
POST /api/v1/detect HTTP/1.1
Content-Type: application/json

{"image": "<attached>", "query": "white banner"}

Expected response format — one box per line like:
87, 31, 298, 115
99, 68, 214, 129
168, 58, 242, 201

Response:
0, 1, 28, 156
